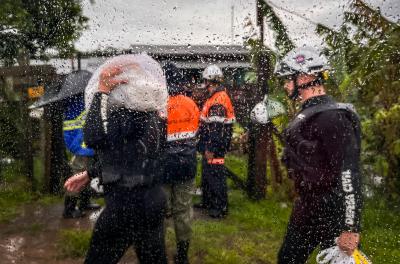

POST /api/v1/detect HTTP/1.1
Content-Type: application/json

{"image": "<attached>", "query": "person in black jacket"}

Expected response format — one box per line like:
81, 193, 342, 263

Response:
274, 46, 363, 263
197, 65, 235, 218
162, 63, 200, 264
64, 56, 168, 264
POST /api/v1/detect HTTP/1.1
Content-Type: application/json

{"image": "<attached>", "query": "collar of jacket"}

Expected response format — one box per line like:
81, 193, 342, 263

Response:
301, 95, 334, 111
168, 85, 185, 96
209, 85, 226, 97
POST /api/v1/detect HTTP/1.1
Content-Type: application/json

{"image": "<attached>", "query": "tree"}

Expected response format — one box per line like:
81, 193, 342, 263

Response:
0, 0, 88, 190
0, 0, 88, 66
243, 1, 294, 200
317, 0, 400, 202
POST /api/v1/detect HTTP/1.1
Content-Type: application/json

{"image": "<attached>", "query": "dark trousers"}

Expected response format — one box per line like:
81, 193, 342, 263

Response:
64, 155, 92, 213
64, 186, 91, 212
85, 185, 167, 264
278, 198, 340, 264
201, 158, 228, 213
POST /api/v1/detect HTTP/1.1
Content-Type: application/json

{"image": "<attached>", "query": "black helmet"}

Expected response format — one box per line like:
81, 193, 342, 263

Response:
162, 62, 186, 95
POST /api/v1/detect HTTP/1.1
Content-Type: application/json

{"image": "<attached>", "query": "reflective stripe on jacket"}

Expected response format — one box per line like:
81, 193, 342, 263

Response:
200, 90, 235, 124
63, 99, 94, 157
63, 110, 86, 131
167, 95, 200, 142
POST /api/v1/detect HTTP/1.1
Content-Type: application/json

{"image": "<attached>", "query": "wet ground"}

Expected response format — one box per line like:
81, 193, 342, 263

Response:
0, 203, 98, 264
0, 202, 207, 264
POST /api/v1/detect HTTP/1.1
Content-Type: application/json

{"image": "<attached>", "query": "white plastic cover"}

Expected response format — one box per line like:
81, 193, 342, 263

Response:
251, 102, 270, 124
317, 246, 371, 264
250, 95, 286, 124
85, 54, 168, 112
90, 177, 104, 194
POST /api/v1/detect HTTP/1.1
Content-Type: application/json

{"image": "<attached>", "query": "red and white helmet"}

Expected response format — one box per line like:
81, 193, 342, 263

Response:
274, 46, 330, 77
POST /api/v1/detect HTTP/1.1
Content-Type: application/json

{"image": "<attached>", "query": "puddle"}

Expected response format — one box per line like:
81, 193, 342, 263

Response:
0, 203, 99, 263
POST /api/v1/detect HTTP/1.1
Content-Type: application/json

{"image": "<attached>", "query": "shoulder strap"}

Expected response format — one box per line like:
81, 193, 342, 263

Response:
286, 102, 358, 133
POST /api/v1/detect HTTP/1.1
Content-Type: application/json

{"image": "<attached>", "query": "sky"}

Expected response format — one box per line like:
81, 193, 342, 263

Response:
75, 0, 400, 53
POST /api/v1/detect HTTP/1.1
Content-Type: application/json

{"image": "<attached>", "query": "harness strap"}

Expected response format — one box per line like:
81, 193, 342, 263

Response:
207, 158, 225, 165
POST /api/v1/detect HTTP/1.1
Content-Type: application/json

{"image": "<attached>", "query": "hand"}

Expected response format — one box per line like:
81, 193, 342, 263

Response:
98, 66, 128, 94
337, 231, 360, 256
205, 151, 214, 160
64, 171, 90, 193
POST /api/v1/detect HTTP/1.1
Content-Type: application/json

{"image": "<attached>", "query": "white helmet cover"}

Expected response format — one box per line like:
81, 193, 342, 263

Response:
250, 96, 286, 124
250, 102, 270, 124
85, 54, 168, 112
274, 46, 330, 77
202, 64, 223, 81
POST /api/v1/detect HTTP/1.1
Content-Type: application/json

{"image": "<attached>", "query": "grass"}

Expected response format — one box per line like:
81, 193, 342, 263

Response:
0, 162, 33, 222
2, 157, 399, 263
0, 187, 33, 223
58, 229, 92, 258
189, 190, 291, 264
56, 153, 400, 263
57, 191, 400, 263
0, 161, 62, 223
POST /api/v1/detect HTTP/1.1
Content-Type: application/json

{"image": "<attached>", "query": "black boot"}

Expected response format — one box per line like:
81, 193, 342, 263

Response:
63, 208, 86, 219
80, 202, 101, 211
174, 241, 189, 264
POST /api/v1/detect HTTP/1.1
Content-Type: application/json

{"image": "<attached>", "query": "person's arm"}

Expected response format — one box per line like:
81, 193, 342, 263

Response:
83, 92, 110, 149
63, 129, 94, 156
66, 66, 127, 193
83, 66, 127, 149
314, 110, 362, 255
316, 110, 362, 232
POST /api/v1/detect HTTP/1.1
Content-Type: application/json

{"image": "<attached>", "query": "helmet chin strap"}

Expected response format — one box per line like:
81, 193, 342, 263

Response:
288, 73, 324, 100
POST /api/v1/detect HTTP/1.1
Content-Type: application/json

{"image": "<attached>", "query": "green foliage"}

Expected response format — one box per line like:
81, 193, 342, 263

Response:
317, 0, 400, 201
257, 1, 294, 56
361, 198, 400, 263
0, 162, 61, 222
0, 0, 88, 64
245, 1, 295, 97
0, 168, 33, 222
0, 101, 26, 159
0, 188, 32, 223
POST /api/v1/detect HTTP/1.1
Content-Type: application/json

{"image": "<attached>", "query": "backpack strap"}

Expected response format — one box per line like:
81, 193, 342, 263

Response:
286, 102, 359, 133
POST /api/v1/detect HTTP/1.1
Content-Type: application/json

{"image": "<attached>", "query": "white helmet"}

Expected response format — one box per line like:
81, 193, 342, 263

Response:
274, 46, 330, 77
316, 246, 371, 264
202, 64, 223, 81
250, 96, 286, 124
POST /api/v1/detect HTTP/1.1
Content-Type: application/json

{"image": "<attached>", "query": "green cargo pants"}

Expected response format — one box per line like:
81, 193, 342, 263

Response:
164, 179, 194, 242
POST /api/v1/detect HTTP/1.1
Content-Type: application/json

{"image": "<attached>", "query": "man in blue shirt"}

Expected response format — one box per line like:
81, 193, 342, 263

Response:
63, 92, 100, 218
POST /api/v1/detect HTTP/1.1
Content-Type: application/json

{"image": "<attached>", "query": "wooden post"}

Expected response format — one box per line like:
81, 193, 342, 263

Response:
44, 102, 69, 194
246, 0, 270, 200
267, 124, 282, 184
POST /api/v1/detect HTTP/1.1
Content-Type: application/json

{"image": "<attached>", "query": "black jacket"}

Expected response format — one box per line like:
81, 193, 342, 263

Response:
198, 87, 233, 158
84, 92, 166, 188
282, 95, 363, 232
163, 139, 197, 184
